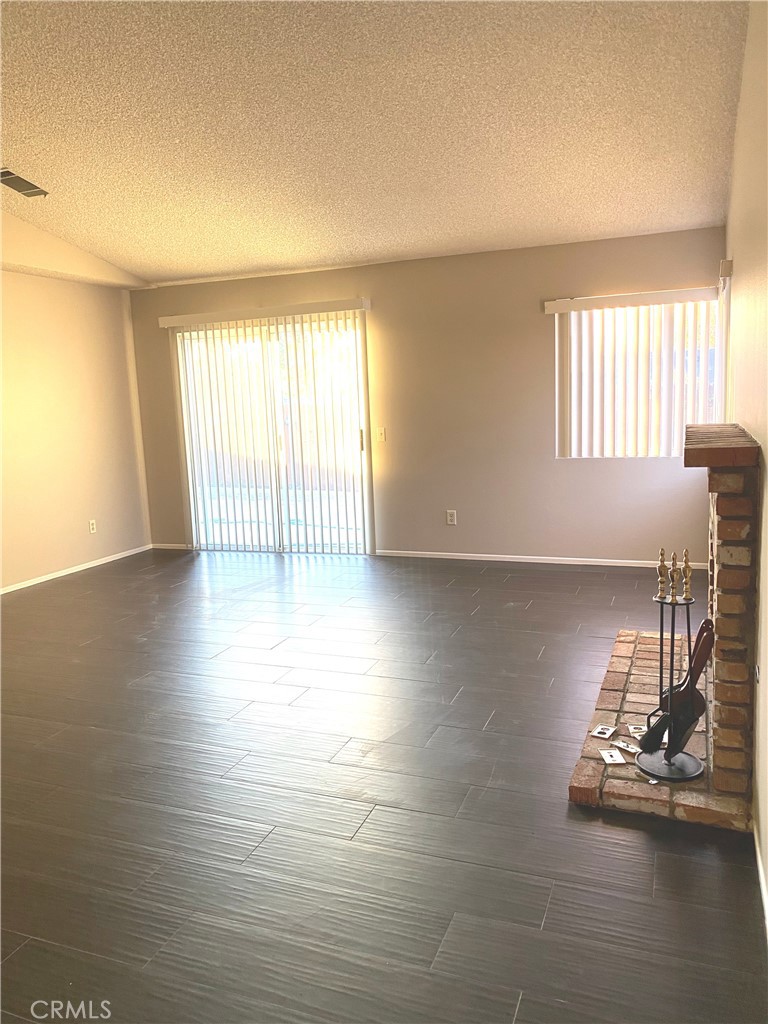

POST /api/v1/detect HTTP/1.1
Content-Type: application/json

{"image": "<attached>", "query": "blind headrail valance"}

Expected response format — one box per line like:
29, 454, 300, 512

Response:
544, 287, 717, 315
159, 297, 371, 329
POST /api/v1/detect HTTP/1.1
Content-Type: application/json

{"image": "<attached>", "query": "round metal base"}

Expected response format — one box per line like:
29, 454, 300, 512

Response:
635, 750, 704, 782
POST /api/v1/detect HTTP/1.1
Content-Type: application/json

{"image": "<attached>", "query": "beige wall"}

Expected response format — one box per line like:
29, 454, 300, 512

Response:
2, 271, 150, 589
726, 2, 768, 896
132, 228, 722, 563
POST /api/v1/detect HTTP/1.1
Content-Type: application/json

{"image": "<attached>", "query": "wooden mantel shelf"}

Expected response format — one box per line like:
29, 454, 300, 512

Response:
684, 424, 761, 468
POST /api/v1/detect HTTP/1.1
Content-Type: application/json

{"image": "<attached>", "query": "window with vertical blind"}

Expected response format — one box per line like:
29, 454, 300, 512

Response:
546, 287, 725, 458
164, 300, 372, 554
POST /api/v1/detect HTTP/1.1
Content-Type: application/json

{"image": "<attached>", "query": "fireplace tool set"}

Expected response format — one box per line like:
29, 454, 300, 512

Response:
634, 549, 713, 782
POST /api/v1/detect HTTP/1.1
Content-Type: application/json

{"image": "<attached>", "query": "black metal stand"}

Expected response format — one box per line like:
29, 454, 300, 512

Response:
635, 749, 704, 782
635, 594, 704, 782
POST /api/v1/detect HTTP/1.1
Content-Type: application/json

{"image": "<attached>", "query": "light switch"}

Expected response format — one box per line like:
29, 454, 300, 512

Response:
375, 427, 387, 443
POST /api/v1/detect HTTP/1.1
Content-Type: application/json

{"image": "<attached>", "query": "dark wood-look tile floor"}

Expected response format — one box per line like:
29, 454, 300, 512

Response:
2, 551, 766, 1023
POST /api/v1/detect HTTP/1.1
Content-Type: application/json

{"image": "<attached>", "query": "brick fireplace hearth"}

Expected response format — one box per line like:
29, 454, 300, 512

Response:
569, 423, 761, 830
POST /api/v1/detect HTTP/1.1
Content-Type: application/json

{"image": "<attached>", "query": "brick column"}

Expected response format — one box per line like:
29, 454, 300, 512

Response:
708, 493, 716, 619
709, 468, 759, 795
685, 425, 761, 801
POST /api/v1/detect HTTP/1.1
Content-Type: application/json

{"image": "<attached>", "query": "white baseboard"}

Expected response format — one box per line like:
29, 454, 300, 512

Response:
152, 543, 192, 550
375, 549, 707, 569
0, 544, 153, 594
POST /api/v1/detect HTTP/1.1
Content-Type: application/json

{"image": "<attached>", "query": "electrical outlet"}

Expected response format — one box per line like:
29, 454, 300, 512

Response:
89, 520, 97, 534
446, 510, 457, 526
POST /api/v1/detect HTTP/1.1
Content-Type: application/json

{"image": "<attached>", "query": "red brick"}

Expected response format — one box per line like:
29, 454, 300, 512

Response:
717, 520, 752, 541
715, 704, 749, 727
718, 544, 753, 567
715, 568, 752, 590
632, 678, 663, 692
714, 681, 752, 704
580, 735, 609, 760
716, 593, 747, 615
601, 779, 671, 815
634, 666, 664, 679
715, 638, 747, 660
612, 642, 635, 658
715, 615, 747, 638
589, 711, 619, 732
604, 764, 644, 782
624, 689, 656, 703
708, 472, 745, 494
596, 690, 622, 711
673, 791, 750, 830
716, 496, 754, 517
713, 726, 746, 748
714, 662, 750, 683
568, 758, 604, 808
607, 656, 632, 673
601, 671, 627, 691
633, 670, 663, 683
714, 749, 749, 771
713, 769, 750, 794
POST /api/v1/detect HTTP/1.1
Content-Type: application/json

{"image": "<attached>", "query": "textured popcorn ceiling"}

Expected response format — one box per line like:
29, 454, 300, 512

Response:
1, 1, 748, 284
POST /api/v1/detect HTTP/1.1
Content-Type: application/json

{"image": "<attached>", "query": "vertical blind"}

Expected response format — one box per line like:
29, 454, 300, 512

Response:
175, 308, 369, 554
552, 295, 723, 458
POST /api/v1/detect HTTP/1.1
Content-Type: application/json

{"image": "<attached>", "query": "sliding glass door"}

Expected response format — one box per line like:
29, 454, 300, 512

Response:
175, 308, 371, 554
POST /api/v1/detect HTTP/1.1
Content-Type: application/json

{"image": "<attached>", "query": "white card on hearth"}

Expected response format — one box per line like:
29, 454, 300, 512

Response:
599, 748, 626, 764
591, 725, 617, 739
611, 739, 642, 754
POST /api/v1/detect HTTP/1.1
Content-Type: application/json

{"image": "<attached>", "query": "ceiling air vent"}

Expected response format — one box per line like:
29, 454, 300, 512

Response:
1, 168, 48, 197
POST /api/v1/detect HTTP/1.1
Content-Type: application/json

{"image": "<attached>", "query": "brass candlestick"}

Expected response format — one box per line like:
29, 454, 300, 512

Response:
656, 548, 668, 601
669, 551, 680, 604
682, 548, 693, 602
